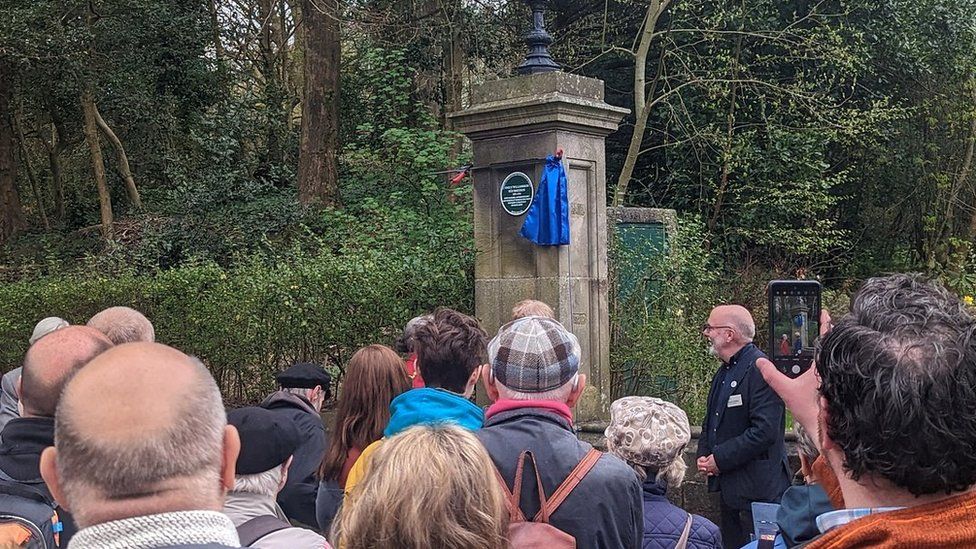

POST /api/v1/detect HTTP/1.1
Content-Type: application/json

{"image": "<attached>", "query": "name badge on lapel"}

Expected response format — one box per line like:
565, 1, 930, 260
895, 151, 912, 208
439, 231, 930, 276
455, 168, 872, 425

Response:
727, 394, 743, 408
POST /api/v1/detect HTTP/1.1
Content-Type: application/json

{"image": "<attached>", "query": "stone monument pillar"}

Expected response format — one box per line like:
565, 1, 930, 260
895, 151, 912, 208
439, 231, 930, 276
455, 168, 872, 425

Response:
450, 72, 628, 421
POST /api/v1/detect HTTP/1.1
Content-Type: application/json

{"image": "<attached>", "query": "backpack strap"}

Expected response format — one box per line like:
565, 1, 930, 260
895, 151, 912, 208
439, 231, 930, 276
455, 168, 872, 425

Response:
674, 513, 693, 549
236, 515, 291, 547
532, 448, 602, 522
492, 451, 529, 523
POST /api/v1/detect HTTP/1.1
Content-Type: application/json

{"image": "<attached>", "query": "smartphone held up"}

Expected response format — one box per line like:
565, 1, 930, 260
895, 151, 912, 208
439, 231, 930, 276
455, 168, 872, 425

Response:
767, 280, 821, 378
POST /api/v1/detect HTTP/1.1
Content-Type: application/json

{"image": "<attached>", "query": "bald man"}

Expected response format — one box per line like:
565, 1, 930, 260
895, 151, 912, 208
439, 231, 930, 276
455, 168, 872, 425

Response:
0, 326, 112, 545
87, 306, 155, 344
40, 343, 244, 549
0, 316, 70, 439
697, 305, 790, 548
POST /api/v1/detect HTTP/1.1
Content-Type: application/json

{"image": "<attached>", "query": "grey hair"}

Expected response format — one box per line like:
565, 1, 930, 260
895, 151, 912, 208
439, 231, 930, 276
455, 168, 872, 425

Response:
234, 465, 285, 498
87, 307, 155, 344
284, 387, 314, 399
629, 455, 688, 488
495, 374, 578, 402
55, 358, 225, 501
794, 423, 819, 463
734, 318, 755, 341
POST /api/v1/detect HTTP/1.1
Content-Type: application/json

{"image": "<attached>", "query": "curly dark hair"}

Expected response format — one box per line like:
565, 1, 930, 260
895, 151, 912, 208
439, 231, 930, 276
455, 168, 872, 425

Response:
413, 308, 488, 393
816, 273, 976, 496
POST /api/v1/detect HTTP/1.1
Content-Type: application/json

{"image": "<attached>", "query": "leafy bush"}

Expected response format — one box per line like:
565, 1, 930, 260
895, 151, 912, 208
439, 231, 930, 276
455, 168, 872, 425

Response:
610, 216, 727, 423
0, 229, 473, 404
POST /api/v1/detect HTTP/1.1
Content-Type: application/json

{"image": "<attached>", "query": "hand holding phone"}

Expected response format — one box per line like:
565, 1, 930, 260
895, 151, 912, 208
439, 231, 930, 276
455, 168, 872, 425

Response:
768, 280, 822, 378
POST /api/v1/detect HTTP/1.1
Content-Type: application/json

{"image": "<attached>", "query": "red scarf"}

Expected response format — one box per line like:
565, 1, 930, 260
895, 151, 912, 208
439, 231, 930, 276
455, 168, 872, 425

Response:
485, 399, 574, 424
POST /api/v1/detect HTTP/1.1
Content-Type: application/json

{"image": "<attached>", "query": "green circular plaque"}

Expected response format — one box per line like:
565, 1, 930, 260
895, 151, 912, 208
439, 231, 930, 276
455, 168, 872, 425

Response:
499, 172, 534, 216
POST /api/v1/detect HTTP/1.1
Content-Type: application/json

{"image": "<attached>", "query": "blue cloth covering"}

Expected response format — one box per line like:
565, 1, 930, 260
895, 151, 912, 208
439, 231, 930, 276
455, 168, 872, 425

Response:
520, 155, 570, 246
383, 388, 484, 436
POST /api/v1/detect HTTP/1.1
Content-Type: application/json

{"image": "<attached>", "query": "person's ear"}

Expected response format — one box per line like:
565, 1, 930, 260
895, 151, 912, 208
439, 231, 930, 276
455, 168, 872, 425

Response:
481, 364, 500, 402
16, 377, 24, 417
463, 366, 482, 398
221, 425, 241, 492
565, 374, 587, 408
40, 447, 69, 512
278, 456, 294, 492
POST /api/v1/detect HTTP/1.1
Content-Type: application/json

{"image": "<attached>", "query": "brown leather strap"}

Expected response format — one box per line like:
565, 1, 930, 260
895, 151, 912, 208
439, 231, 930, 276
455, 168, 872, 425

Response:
533, 448, 602, 522
493, 452, 529, 522
521, 452, 551, 523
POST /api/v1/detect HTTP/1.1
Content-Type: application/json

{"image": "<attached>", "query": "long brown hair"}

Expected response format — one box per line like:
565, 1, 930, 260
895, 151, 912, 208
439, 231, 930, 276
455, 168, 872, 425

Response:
318, 344, 410, 481
331, 425, 508, 549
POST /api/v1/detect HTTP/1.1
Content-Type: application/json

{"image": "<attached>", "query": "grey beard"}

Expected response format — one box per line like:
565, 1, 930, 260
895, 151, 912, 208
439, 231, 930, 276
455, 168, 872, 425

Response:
707, 344, 718, 357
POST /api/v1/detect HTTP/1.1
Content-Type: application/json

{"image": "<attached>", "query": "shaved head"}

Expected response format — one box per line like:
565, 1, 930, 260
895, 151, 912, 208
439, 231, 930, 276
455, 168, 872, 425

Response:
21, 326, 113, 417
711, 305, 756, 341
704, 305, 756, 363
87, 306, 155, 344
44, 343, 236, 527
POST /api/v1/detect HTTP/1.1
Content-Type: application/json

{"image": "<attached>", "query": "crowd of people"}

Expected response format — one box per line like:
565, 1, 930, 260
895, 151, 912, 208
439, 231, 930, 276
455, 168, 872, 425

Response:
1, 273, 974, 548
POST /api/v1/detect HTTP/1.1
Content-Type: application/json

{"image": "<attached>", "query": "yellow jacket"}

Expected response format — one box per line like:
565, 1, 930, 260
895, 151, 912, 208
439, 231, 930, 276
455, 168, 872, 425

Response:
343, 439, 382, 496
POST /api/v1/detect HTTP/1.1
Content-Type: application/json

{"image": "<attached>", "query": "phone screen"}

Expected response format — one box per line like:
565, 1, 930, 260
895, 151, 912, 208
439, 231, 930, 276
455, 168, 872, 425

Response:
768, 280, 821, 377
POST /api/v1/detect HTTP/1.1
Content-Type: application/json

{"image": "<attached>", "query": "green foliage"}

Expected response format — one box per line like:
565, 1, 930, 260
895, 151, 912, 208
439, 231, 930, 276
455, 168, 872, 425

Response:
611, 216, 726, 423
0, 230, 473, 403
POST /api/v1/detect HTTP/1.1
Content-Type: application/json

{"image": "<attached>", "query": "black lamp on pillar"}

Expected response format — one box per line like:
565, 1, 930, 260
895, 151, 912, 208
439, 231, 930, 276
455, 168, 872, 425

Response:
517, 0, 560, 75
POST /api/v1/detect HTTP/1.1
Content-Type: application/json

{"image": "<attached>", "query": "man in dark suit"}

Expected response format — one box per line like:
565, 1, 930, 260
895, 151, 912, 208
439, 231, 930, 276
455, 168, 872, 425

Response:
697, 305, 791, 549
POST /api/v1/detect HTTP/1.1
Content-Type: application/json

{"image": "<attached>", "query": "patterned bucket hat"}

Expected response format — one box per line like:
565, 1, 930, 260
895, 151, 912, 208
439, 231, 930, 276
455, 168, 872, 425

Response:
605, 396, 691, 469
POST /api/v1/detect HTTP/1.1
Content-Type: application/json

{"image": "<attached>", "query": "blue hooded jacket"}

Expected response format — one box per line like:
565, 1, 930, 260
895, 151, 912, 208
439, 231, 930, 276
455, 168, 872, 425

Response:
383, 388, 484, 437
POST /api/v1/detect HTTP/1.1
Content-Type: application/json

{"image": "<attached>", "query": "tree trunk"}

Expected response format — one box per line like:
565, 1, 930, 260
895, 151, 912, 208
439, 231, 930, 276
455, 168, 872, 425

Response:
0, 61, 25, 243
207, 0, 225, 61
45, 123, 66, 220
297, 0, 340, 207
442, 0, 465, 157
611, 0, 671, 207
42, 100, 70, 220
960, 86, 976, 240
442, 0, 464, 119
12, 112, 49, 230
81, 88, 114, 239
93, 103, 141, 209
707, 34, 744, 234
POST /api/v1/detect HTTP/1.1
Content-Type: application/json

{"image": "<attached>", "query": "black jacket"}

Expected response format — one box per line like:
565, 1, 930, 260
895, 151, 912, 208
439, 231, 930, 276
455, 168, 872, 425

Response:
0, 417, 78, 542
475, 406, 643, 549
260, 391, 327, 527
697, 343, 791, 510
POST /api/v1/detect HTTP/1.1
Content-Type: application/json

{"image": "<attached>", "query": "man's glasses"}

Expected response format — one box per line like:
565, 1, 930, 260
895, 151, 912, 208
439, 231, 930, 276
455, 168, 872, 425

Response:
701, 324, 735, 333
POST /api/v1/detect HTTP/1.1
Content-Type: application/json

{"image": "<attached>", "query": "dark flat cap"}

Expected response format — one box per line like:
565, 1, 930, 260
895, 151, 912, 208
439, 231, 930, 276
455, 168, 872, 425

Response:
228, 407, 302, 474
276, 362, 332, 390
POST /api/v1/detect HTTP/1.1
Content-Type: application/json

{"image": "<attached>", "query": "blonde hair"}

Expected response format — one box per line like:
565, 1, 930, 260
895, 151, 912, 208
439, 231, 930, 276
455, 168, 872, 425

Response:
629, 455, 688, 487
331, 425, 508, 549
511, 299, 555, 320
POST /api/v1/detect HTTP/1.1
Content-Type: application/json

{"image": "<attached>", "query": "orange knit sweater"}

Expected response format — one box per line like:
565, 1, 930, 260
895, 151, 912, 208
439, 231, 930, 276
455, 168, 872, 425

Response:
807, 457, 976, 548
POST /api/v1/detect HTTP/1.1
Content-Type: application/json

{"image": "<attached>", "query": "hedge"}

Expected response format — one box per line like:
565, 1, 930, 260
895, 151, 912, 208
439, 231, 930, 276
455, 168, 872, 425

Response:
0, 248, 473, 404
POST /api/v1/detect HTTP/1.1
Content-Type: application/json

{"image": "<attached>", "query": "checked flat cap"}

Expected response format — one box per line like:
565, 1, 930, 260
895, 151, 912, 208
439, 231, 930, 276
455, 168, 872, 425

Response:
488, 315, 581, 393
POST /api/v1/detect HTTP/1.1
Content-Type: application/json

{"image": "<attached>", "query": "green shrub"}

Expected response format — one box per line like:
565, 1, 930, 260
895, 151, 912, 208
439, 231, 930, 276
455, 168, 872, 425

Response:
0, 239, 472, 404
610, 215, 727, 423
